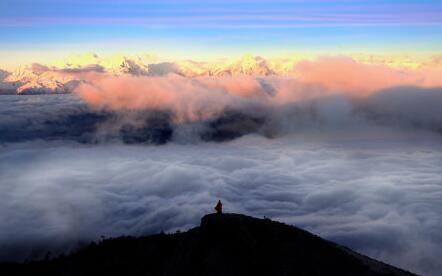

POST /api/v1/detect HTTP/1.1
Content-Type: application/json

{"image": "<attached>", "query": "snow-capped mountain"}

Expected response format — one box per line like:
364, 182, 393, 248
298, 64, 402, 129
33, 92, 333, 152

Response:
2, 52, 433, 94
0, 53, 442, 94
52, 53, 154, 76
0, 54, 152, 94
3, 65, 78, 94
227, 54, 274, 75
0, 54, 293, 94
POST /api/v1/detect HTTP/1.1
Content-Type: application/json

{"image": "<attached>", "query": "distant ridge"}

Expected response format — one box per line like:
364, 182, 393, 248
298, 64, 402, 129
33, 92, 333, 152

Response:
0, 55, 282, 94
1, 53, 441, 95
0, 213, 416, 276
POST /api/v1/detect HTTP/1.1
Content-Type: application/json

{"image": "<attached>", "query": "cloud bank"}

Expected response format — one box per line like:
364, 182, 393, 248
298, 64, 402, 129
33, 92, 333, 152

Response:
1, 86, 442, 145
71, 56, 442, 128
2, 59, 442, 145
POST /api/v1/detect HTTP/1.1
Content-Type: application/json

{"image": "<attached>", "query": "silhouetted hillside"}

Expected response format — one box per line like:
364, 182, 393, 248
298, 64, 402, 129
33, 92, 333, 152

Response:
0, 213, 416, 276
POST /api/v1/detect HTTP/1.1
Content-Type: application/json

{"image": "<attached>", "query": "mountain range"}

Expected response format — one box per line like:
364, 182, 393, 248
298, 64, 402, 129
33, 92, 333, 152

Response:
1, 53, 440, 95
0, 54, 284, 94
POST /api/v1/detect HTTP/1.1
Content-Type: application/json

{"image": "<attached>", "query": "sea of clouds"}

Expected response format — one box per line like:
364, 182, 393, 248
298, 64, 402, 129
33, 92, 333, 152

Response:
1, 132, 441, 275
1, 57, 442, 275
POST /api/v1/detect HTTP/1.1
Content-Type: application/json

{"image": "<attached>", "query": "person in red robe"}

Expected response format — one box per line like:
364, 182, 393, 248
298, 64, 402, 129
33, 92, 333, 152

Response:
214, 200, 223, 214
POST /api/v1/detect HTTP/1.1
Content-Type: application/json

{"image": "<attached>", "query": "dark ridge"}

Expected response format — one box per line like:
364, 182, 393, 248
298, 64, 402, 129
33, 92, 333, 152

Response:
0, 111, 174, 145
201, 111, 266, 142
42, 111, 174, 144
0, 213, 416, 276
119, 113, 173, 144
43, 112, 110, 143
0, 112, 109, 144
0, 107, 270, 144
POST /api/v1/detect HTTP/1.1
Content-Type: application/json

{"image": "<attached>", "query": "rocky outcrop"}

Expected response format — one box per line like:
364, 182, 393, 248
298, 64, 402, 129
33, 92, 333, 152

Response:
0, 213, 416, 276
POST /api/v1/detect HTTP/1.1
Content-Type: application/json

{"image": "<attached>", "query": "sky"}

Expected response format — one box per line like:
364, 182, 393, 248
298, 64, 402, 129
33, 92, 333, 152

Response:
1, 0, 442, 67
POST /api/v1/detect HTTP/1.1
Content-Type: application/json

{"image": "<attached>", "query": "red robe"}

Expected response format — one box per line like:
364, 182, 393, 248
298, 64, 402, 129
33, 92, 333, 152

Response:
214, 201, 223, 214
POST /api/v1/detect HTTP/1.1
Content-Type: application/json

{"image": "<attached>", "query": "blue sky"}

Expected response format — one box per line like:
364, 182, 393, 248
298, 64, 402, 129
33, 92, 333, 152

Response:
0, 0, 441, 65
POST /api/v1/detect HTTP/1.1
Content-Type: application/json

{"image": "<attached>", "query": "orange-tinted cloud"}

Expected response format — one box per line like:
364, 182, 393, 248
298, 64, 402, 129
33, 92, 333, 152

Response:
75, 74, 265, 122
293, 56, 442, 96
73, 56, 442, 123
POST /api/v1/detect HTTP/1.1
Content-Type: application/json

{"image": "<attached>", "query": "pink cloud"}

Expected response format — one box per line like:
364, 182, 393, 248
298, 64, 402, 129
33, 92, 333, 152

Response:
72, 56, 442, 124
293, 56, 442, 95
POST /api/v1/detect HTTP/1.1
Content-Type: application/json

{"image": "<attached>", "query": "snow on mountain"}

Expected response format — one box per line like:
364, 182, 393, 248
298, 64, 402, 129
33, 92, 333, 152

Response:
227, 54, 274, 76
173, 60, 208, 76
178, 54, 285, 76
15, 75, 79, 94
51, 53, 155, 76
0, 54, 289, 94
5, 65, 38, 83
0, 53, 154, 94
1, 53, 440, 95
93, 54, 152, 75
3, 65, 78, 94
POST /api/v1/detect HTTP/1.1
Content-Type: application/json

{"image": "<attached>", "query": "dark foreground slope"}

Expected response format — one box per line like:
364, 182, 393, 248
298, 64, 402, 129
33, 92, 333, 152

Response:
0, 213, 416, 276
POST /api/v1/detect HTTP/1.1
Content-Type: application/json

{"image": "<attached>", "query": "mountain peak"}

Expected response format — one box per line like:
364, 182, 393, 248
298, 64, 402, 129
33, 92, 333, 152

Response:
231, 54, 273, 76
